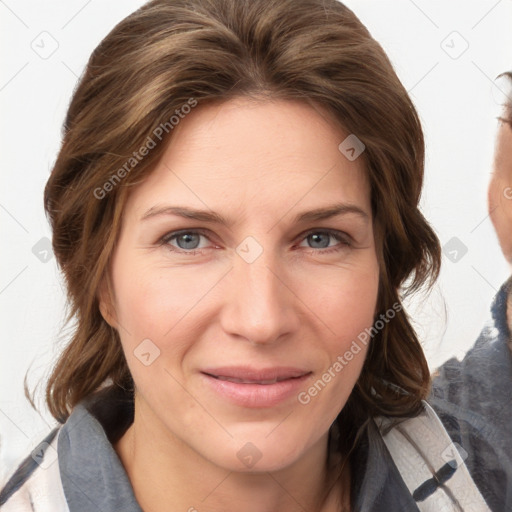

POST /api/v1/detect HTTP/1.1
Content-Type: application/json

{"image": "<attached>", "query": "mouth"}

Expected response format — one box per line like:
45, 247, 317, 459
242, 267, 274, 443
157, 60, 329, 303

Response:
201, 367, 310, 383
210, 375, 299, 384
200, 367, 312, 407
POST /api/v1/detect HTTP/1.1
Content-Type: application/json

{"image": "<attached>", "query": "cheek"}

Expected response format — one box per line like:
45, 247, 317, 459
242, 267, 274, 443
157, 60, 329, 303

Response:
294, 261, 379, 402
112, 259, 209, 338
323, 267, 379, 366
108, 261, 188, 386
110, 259, 232, 391
306, 261, 380, 341
489, 176, 512, 258
111, 264, 195, 408
114, 272, 170, 337
489, 174, 505, 209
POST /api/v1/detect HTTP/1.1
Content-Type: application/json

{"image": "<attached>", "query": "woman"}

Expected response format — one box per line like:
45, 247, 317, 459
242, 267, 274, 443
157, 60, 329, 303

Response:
0, 0, 490, 510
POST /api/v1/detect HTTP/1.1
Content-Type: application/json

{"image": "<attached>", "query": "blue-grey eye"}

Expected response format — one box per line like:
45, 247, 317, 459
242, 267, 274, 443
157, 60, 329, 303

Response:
307, 232, 332, 249
175, 232, 201, 249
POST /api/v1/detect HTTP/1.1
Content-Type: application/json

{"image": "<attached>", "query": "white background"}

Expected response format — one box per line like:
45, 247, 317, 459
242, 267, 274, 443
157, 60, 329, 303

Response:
1, 0, 511, 482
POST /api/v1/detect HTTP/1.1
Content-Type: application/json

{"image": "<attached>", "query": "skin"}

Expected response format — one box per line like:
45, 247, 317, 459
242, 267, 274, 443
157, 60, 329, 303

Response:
99, 97, 380, 512
488, 117, 512, 336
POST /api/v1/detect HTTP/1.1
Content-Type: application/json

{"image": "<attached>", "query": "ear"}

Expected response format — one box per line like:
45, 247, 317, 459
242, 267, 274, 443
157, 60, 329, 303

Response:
97, 274, 118, 329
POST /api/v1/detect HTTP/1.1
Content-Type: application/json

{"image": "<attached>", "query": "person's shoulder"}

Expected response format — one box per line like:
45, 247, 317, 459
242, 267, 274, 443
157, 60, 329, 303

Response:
373, 402, 491, 511
1, 387, 135, 512
428, 303, 512, 457
427, 279, 512, 512
431, 278, 512, 404
0, 426, 69, 511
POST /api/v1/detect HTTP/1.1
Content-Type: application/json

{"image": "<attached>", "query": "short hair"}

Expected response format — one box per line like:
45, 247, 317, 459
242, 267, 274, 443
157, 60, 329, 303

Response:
39, 0, 441, 434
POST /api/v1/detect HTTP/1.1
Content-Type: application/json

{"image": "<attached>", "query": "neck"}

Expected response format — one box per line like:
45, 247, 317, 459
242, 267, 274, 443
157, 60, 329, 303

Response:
114, 396, 350, 512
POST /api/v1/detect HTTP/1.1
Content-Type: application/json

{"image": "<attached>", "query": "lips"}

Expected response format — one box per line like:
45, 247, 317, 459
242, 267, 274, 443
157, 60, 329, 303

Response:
200, 366, 312, 408
214, 376, 293, 384
202, 367, 310, 383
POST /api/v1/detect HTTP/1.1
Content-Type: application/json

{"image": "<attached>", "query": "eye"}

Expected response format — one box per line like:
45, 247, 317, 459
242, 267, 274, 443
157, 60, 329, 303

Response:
297, 229, 352, 254
160, 229, 213, 254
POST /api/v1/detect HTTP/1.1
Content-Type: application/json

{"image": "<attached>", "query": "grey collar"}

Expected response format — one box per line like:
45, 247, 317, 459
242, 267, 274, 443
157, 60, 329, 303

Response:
56, 386, 416, 511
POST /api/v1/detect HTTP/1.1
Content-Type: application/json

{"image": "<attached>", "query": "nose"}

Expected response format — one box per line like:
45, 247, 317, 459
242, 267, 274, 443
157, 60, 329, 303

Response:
219, 245, 300, 345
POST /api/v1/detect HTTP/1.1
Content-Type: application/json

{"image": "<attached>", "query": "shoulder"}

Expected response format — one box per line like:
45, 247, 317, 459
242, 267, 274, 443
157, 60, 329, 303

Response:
429, 281, 512, 435
430, 278, 512, 416
374, 401, 491, 511
427, 280, 512, 512
0, 427, 69, 511
0, 386, 135, 512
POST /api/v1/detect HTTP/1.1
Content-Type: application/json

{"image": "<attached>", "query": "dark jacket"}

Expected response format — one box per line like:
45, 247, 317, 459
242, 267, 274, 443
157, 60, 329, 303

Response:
430, 277, 512, 512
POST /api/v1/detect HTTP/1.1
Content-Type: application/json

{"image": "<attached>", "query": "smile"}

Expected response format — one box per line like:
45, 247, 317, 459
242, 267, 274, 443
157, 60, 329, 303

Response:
200, 367, 312, 408
213, 375, 296, 384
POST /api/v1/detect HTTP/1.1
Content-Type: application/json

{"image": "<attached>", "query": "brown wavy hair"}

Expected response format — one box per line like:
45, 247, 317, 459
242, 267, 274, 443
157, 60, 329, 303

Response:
36, 0, 440, 428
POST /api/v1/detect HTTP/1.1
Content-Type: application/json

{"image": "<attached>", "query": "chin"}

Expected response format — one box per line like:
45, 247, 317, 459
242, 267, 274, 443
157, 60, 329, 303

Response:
200, 425, 319, 474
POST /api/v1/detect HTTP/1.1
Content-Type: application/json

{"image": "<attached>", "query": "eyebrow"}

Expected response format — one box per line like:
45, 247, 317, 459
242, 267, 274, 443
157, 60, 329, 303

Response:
140, 203, 370, 225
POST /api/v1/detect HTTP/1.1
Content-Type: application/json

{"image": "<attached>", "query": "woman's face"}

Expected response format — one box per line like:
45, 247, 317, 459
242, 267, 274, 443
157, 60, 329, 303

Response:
101, 97, 380, 472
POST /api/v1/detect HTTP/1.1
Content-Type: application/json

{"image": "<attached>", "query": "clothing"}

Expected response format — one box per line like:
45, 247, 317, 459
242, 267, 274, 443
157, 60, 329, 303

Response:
430, 277, 512, 512
0, 385, 489, 511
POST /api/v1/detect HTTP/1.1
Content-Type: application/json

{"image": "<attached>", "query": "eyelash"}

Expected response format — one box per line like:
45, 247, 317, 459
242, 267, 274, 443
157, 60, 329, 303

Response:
159, 229, 353, 256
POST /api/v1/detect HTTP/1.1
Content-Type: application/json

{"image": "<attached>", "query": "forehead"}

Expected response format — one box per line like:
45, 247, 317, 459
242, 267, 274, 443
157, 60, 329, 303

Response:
124, 97, 371, 221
